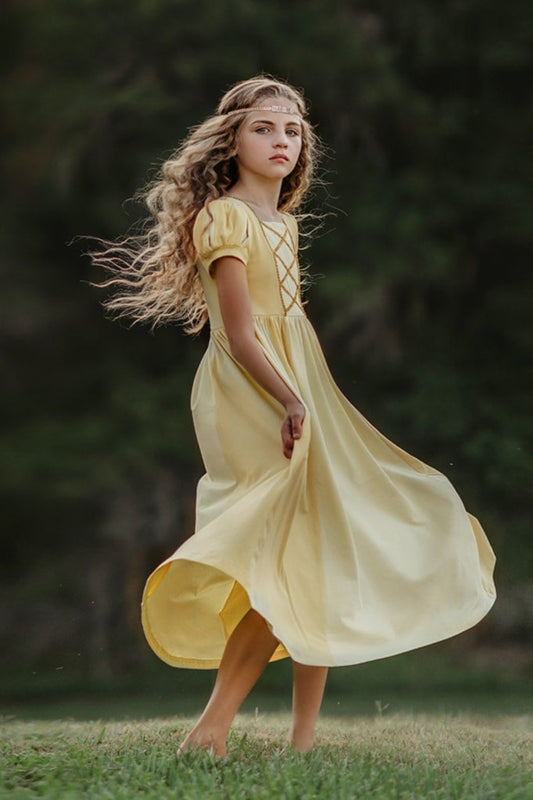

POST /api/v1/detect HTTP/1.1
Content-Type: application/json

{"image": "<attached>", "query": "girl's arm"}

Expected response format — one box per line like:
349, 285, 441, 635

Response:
213, 255, 305, 459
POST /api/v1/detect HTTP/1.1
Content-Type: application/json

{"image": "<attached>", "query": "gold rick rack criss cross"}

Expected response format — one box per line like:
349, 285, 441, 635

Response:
261, 220, 304, 314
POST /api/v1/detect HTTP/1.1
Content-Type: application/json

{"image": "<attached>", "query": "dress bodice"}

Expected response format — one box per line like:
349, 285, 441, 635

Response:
193, 196, 306, 330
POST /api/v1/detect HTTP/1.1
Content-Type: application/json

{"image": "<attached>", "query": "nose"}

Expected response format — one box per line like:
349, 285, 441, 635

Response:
274, 130, 289, 147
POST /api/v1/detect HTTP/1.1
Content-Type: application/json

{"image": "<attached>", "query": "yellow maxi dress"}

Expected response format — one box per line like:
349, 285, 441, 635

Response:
141, 196, 496, 669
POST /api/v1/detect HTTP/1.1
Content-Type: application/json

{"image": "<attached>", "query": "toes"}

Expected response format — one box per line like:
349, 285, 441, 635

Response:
175, 738, 226, 759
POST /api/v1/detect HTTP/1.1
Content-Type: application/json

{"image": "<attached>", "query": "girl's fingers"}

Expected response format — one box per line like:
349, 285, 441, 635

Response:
281, 410, 305, 458
291, 414, 302, 439
281, 418, 292, 458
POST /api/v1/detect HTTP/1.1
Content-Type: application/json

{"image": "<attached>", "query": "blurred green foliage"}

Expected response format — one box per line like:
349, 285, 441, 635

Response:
0, 0, 531, 678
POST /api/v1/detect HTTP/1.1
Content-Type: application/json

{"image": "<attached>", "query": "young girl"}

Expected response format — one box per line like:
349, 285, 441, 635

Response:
92, 76, 496, 758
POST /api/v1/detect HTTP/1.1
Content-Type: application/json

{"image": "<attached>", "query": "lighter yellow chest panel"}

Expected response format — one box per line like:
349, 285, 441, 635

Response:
261, 222, 304, 315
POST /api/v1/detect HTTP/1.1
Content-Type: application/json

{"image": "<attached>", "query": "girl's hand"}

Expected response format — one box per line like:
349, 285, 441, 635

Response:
281, 400, 306, 459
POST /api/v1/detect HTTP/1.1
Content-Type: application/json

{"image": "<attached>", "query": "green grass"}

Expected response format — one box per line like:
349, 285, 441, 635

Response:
1, 712, 531, 799
2, 650, 531, 798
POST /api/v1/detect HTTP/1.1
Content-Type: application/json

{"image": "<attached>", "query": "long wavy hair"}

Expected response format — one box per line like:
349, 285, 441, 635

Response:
89, 75, 323, 334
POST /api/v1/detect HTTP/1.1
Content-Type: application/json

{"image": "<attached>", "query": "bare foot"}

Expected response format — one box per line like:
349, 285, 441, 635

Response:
287, 730, 316, 753
176, 727, 227, 759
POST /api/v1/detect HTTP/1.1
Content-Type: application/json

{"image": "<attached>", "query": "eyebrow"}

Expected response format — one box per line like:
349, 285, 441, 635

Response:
249, 118, 302, 127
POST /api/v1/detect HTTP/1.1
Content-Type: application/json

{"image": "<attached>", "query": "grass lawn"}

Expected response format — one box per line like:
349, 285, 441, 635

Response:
2, 650, 531, 798
1, 710, 531, 799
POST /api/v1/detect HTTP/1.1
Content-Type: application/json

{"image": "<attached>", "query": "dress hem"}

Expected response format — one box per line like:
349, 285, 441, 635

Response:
140, 555, 496, 670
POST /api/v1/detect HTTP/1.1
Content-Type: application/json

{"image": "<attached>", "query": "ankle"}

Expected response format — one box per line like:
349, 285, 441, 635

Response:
195, 710, 232, 741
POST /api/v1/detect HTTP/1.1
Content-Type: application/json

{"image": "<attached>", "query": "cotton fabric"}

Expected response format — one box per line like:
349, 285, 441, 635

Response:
141, 196, 496, 668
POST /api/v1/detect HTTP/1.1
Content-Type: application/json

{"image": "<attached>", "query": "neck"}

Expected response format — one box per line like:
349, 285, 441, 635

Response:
227, 176, 282, 219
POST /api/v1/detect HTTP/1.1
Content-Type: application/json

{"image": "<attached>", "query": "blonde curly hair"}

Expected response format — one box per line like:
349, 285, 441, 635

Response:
88, 76, 323, 334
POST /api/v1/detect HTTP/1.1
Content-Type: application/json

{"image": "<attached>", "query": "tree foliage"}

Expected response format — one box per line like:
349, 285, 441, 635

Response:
1, 0, 531, 674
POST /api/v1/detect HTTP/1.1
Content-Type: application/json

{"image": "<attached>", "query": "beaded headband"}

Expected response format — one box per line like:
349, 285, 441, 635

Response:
222, 104, 303, 118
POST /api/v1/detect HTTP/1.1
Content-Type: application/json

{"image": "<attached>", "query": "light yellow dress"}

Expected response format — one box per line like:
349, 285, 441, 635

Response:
141, 196, 496, 669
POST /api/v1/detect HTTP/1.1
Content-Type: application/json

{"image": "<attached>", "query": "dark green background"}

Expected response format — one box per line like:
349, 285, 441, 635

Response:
1, 0, 531, 697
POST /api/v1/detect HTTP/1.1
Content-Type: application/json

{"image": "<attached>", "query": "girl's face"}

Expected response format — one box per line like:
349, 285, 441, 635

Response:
234, 107, 303, 183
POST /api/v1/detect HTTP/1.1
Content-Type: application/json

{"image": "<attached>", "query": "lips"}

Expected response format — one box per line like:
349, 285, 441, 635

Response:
270, 155, 289, 162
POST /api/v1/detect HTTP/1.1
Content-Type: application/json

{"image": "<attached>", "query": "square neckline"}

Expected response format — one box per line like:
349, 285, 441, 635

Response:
223, 195, 288, 226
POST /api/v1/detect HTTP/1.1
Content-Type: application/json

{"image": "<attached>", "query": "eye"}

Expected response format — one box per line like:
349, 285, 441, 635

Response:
254, 126, 271, 134
287, 129, 300, 137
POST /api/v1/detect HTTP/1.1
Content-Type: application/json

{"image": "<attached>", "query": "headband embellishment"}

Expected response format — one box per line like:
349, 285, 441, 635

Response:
223, 104, 302, 118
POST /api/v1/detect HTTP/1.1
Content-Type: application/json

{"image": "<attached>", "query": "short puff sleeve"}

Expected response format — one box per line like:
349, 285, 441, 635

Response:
193, 199, 250, 277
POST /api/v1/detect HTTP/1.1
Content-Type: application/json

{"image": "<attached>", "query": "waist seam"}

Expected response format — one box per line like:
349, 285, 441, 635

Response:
210, 313, 308, 332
